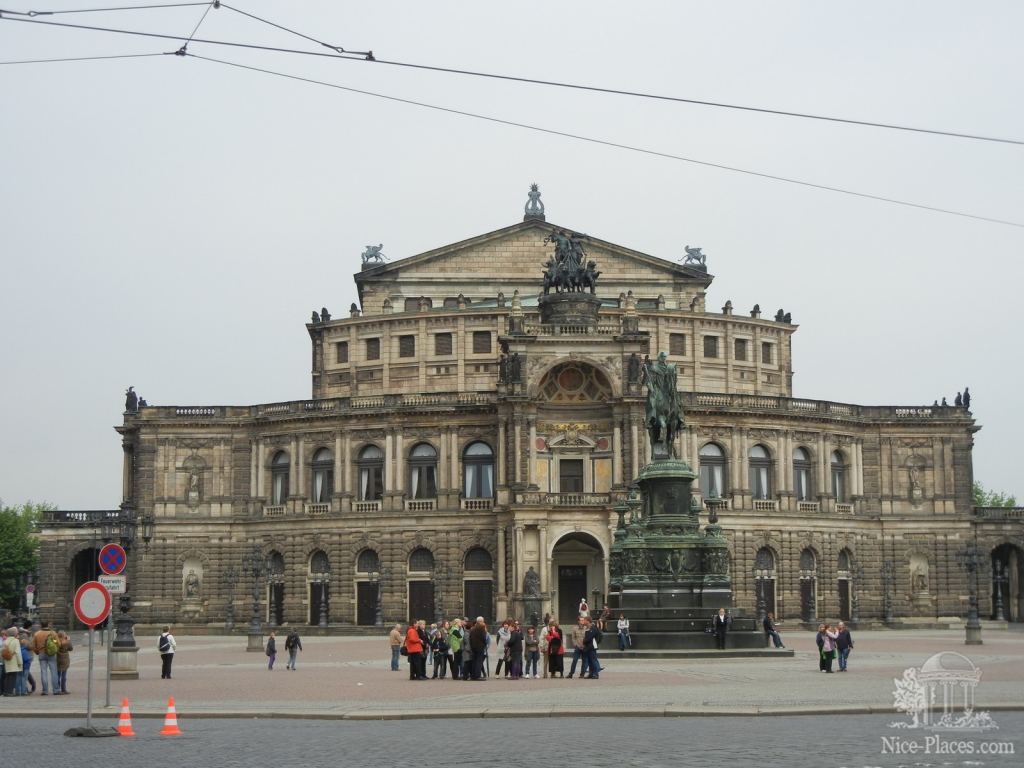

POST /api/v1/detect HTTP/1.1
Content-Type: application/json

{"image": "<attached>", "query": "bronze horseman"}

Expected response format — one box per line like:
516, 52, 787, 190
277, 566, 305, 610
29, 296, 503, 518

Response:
642, 352, 684, 458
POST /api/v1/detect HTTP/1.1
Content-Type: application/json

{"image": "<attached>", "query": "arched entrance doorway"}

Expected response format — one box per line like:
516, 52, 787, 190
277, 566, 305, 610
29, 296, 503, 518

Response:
68, 547, 106, 629
551, 532, 605, 624
991, 544, 1023, 622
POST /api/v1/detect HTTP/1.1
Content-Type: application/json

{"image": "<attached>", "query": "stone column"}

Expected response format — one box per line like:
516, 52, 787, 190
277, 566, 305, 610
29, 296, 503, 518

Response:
384, 432, 393, 491
257, 440, 266, 499
514, 525, 525, 599
297, 435, 306, 500
450, 428, 459, 490
630, 417, 640, 480
528, 417, 537, 487
612, 418, 623, 485
817, 433, 828, 498
334, 434, 343, 493
497, 418, 507, 486
250, 439, 258, 498
514, 418, 523, 484
854, 439, 864, 496
538, 524, 548, 592
343, 433, 353, 497
395, 428, 405, 493
438, 426, 449, 491
496, 523, 507, 595
289, 437, 298, 493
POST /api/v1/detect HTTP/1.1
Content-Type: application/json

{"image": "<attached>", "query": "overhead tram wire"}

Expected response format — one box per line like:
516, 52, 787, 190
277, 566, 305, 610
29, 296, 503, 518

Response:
0, 51, 170, 64
181, 52, 1024, 230
1, 12, 1020, 147
1, 2, 210, 15
174, 0, 214, 55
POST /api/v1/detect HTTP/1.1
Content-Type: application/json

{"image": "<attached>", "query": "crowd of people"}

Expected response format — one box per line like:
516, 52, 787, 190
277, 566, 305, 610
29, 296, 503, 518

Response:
391, 613, 608, 681
0, 620, 73, 697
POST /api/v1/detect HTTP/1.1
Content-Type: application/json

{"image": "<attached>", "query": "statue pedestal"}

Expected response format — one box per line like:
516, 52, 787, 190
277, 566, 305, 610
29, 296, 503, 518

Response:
538, 292, 601, 327
110, 646, 140, 680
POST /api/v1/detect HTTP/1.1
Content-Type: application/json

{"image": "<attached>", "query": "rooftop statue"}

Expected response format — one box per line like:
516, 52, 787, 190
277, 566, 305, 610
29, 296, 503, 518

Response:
524, 183, 545, 220
681, 245, 706, 267
642, 352, 684, 459
361, 244, 386, 265
541, 230, 599, 294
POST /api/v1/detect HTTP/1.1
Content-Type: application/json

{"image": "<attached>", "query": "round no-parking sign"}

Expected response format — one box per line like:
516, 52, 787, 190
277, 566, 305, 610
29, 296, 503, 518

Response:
98, 543, 127, 575
74, 581, 111, 628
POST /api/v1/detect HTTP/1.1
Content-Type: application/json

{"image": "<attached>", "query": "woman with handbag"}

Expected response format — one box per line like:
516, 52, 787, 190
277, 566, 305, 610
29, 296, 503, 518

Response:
404, 621, 425, 680
546, 620, 564, 678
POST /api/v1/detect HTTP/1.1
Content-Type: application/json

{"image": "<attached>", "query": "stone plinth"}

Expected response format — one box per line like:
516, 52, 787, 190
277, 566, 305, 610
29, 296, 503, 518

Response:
538, 292, 602, 327
109, 646, 140, 680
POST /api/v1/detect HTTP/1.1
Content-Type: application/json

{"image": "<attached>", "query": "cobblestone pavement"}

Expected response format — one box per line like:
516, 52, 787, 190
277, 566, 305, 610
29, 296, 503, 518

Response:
2, 715, 1021, 768
1, 629, 1021, 719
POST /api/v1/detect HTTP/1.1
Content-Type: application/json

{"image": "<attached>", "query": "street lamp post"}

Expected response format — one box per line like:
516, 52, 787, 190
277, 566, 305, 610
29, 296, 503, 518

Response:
222, 566, 238, 632
753, 567, 767, 626
851, 564, 864, 626
374, 568, 387, 627
993, 560, 1007, 622
242, 546, 270, 651
956, 544, 983, 645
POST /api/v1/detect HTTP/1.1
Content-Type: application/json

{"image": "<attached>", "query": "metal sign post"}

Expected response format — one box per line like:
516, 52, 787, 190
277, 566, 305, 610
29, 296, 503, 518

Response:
104, 608, 112, 708
73, 581, 112, 731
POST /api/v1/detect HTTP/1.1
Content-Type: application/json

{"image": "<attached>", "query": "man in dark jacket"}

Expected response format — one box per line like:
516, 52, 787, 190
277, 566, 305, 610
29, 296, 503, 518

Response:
712, 608, 729, 650
763, 612, 784, 648
468, 617, 488, 680
835, 621, 854, 672
583, 619, 602, 679
284, 629, 303, 670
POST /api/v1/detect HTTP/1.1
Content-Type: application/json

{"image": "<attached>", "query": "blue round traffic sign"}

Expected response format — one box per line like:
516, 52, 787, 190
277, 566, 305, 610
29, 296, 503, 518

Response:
98, 543, 127, 576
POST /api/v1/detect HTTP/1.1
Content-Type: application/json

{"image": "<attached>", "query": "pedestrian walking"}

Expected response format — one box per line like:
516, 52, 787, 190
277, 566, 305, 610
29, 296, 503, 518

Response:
265, 631, 277, 670
763, 612, 785, 648
405, 621, 425, 680
617, 614, 631, 651
567, 617, 589, 678
524, 625, 540, 679
506, 620, 524, 680
284, 629, 302, 670
546, 620, 564, 678
835, 621, 853, 672
712, 608, 729, 650
820, 623, 839, 673
56, 630, 72, 694
584, 618, 602, 679
388, 623, 403, 671
31, 620, 59, 695
448, 619, 463, 679
2, 628, 24, 696
158, 625, 176, 679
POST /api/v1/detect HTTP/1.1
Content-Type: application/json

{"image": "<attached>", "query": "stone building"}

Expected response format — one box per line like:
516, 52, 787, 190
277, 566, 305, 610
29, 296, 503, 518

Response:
37, 190, 1023, 629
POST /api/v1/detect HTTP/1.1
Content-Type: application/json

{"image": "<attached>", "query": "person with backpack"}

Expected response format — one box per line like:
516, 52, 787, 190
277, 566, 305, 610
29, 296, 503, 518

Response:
430, 621, 450, 678
31, 621, 59, 695
158, 625, 176, 679
56, 630, 73, 694
284, 629, 302, 670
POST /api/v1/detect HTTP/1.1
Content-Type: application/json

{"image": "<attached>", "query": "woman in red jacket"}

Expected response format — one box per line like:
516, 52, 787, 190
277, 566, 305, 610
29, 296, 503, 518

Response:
546, 620, 565, 678
405, 622, 425, 680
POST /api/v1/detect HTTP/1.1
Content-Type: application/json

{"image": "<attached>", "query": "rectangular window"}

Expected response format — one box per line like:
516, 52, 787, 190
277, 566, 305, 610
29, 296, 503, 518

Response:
365, 338, 380, 360
762, 342, 773, 364
559, 459, 585, 493
703, 336, 719, 358
636, 299, 659, 310
398, 335, 416, 358
669, 333, 686, 356
335, 341, 349, 364
734, 339, 748, 361
435, 332, 453, 356
472, 331, 491, 354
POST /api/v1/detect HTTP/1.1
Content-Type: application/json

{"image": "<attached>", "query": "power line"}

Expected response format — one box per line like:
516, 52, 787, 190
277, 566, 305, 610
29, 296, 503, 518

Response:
217, 2, 370, 58
182, 53, 1024, 229
2, 12, 1020, 146
0, 50, 169, 64
1, 2, 209, 14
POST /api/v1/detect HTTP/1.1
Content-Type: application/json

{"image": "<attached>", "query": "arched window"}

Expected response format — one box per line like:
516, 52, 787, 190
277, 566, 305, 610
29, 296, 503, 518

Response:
831, 450, 847, 503
311, 448, 334, 503
268, 551, 285, 578
699, 443, 727, 498
755, 547, 775, 571
356, 549, 380, 573
310, 550, 330, 575
748, 444, 772, 500
409, 547, 434, 573
793, 447, 813, 501
464, 547, 493, 571
408, 443, 438, 500
357, 445, 384, 501
463, 441, 494, 499
271, 451, 289, 505
800, 548, 816, 572
838, 549, 851, 573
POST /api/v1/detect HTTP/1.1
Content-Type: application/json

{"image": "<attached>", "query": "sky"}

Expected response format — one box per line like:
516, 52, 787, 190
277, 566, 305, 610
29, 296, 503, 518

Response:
1, 1, 1022, 509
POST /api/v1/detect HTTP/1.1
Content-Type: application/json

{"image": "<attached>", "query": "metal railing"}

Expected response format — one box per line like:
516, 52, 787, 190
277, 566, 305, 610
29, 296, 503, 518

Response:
517, 492, 612, 506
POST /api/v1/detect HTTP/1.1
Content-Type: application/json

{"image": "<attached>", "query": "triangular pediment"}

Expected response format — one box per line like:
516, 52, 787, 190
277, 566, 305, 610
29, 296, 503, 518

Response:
355, 220, 712, 310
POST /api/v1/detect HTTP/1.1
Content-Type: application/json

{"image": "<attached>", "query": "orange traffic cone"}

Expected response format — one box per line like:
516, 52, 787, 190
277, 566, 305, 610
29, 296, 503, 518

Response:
116, 698, 136, 737
159, 696, 182, 736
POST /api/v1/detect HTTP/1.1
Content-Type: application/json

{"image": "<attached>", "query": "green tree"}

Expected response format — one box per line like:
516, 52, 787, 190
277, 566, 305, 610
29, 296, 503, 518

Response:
0, 501, 46, 610
973, 482, 1018, 508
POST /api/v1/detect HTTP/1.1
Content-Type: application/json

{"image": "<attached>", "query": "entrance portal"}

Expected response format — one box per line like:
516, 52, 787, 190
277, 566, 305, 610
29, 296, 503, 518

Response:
551, 532, 605, 624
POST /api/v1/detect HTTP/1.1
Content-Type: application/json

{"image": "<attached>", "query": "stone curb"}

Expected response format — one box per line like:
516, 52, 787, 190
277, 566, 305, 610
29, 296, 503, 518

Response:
4, 703, 1023, 721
